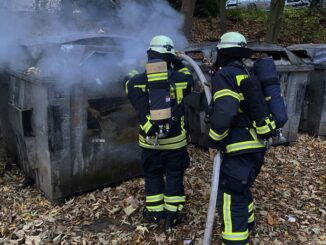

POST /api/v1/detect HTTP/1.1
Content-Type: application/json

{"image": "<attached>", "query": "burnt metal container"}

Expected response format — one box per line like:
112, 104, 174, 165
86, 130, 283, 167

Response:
0, 35, 142, 202
183, 42, 314, 147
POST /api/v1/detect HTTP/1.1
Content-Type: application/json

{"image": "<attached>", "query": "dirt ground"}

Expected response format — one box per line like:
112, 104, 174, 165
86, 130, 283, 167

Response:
0, 134, 325, 244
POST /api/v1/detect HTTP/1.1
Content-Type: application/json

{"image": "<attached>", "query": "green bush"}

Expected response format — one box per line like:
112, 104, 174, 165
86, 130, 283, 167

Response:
245, 9, 267, 22
226, 8, 267, 22
282, 8, 321, 42
226, 8, 245, 21
224, 7, 324, 43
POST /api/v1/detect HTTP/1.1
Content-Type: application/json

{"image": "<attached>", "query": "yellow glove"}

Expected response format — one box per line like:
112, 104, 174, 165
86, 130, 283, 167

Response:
208, 147, 218, 161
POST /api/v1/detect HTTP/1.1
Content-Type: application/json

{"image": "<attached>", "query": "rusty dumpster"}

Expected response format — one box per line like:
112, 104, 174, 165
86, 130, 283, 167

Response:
0, 35, 142, 202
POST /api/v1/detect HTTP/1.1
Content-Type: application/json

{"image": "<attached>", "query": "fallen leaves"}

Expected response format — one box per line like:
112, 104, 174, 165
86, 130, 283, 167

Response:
0, 134, 325, 244
123, 205, 137, 216
267, 213, 280, 226
287, 215, 296, 223
52, 234, 61, 244
135, 225, 149, 236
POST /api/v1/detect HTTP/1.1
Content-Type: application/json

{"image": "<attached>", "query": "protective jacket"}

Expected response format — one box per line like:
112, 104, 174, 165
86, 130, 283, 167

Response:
209, 61, 267, 155
126, 64, 193, 150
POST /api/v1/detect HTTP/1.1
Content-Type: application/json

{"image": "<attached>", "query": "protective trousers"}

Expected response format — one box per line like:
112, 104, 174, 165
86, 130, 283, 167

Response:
141, 147, 189, 216
217, 152, 265, 245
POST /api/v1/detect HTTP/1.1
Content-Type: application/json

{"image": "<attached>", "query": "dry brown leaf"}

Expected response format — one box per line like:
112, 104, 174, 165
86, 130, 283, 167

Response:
135, 225, 149, 236
267, 213, 280, 226
123, 205, 136, 216
0, 134, 325, 244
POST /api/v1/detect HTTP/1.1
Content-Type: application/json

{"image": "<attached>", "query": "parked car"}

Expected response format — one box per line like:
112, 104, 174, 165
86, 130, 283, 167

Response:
226, 0, 311, 10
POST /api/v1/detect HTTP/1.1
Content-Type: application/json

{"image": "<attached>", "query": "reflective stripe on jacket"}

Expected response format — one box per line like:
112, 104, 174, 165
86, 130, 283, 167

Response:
126, 66, 193, 150
209, 62, 265, 155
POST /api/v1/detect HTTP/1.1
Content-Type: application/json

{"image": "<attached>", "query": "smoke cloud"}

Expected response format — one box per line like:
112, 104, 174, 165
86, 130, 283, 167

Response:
0, 0, 187, 85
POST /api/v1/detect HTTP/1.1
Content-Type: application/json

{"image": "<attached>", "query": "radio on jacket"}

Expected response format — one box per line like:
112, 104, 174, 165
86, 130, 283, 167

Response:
146, 59, 171, 138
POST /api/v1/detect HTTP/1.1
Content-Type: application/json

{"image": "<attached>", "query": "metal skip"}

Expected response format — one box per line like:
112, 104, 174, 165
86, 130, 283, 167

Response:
178, 53, 221, 245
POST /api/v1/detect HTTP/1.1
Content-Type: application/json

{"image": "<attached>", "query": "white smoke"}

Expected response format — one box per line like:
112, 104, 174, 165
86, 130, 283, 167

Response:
115, 0, 187, 63
0, 0, 187, 85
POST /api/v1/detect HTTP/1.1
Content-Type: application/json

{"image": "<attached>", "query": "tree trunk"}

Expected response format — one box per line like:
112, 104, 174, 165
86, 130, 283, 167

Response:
265, 0, 285, 43
218, 0, 227, 35
181, 0, 197, 39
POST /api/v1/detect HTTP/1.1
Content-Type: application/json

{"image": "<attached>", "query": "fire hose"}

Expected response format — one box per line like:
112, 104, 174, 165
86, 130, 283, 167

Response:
177, 53, 221, 245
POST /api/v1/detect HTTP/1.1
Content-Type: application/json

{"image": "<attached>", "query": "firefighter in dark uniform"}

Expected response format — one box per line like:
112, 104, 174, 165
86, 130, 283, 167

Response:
125, 35, 194, 231
209, 32, 276, 244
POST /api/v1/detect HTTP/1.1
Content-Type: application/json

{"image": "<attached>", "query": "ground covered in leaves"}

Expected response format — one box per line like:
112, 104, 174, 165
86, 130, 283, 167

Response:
0, 134, 325, 244
191, 12, 326, 45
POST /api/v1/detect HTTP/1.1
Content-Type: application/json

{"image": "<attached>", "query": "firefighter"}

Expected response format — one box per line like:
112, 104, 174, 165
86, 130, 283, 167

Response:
125, 35, 194, 231
209, 32, 275, 244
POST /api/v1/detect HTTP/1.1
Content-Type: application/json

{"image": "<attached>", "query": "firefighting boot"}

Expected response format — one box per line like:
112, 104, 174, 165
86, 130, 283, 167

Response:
164, 210, 182, 232
143, 208, 164, 224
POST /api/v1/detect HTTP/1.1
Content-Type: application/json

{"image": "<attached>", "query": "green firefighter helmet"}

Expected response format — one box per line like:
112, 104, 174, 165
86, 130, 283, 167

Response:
148, 35, 175, 55
216, 32, 247, 50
